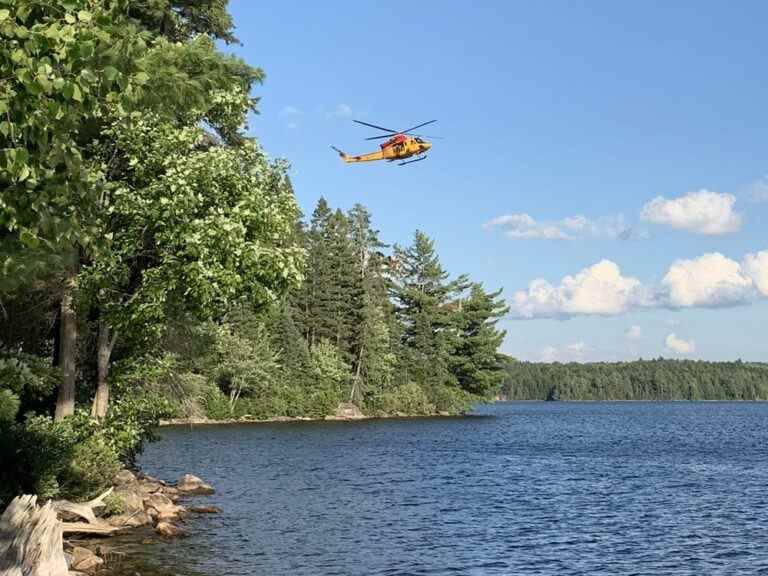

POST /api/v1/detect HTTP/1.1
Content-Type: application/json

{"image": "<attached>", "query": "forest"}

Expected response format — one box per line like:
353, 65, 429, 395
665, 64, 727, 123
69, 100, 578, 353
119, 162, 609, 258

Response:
0, 0, 508, 505
503, 359, 768, 401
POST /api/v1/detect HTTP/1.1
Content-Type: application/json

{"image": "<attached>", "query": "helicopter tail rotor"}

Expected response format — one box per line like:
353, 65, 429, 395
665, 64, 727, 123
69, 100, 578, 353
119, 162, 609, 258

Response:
331, 146, 352, 163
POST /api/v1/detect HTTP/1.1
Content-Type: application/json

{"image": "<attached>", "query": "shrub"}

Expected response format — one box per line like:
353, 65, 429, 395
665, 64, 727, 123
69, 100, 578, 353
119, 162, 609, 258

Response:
370, 382, 434, 416
101, 492, 126, 517
429, 385, 475, 414
61, 436, 122, 500
200, 386, 231, 420
0, 389, 20, 423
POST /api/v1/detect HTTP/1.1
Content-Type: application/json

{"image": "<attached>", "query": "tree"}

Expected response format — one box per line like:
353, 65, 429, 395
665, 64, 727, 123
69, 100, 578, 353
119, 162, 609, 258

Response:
390, 231, 466, 391
81, 116, 304, 417
448, 284, 509, 398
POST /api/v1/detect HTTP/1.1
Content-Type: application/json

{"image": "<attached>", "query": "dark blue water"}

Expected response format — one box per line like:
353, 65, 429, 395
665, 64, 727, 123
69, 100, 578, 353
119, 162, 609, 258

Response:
136, 402, 768, 575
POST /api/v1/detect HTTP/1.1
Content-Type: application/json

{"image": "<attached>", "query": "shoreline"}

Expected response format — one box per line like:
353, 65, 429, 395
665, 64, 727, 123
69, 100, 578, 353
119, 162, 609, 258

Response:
158, 411, 468, 427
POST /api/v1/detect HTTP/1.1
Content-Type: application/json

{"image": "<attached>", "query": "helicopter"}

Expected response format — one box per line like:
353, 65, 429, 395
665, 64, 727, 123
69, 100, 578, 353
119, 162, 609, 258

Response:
331, 119, 439, 166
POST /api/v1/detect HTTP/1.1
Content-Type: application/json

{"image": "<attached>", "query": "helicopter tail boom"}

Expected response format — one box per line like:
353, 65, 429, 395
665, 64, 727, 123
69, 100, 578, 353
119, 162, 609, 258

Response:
331, 146, 385, 163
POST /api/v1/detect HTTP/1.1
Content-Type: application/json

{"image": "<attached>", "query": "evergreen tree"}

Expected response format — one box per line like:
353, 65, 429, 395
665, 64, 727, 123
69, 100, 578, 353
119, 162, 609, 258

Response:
391, 231, 461, 391
449, 284, 509, 398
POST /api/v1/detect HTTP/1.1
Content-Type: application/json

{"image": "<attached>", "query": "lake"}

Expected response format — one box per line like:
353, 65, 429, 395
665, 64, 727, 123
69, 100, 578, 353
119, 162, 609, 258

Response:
130, 402, 768, 575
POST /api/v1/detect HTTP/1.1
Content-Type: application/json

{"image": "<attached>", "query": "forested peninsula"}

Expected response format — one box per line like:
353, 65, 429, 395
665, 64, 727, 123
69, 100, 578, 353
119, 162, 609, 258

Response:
503, 359, 768, 401
0, 0, 508, 506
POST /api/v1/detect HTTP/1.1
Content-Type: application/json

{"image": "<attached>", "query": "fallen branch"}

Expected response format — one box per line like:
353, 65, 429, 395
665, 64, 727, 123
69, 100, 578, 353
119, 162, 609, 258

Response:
51, 487, 114, 525
61, 521, 120, 536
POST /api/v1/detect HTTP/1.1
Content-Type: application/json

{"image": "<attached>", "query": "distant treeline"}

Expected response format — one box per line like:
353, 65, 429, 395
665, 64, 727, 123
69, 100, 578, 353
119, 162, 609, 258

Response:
502, 360, 768, 401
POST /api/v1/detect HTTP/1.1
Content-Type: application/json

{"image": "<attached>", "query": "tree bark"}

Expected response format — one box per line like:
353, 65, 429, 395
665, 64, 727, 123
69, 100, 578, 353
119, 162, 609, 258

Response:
91, 322, 116, 419
54, 249, 78, 422
0, 495, 68, 576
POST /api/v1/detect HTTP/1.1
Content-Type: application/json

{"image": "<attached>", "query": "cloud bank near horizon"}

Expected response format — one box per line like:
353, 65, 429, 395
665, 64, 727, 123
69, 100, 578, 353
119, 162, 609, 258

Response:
509, 249, 768, 319
483, 213, 642, 241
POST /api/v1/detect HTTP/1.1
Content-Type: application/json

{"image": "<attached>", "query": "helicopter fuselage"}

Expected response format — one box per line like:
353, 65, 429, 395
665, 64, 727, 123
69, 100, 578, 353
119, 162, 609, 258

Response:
333, 136, 431, 163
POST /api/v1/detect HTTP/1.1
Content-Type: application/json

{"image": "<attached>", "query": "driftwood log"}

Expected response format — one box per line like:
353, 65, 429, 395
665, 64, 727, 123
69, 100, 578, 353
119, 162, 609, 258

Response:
51, 488, 113, 525
0, 495, 68, 576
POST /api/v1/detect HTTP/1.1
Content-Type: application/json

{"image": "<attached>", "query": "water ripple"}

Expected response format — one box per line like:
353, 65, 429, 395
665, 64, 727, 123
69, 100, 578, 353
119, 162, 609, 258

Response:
134, 402, 768, 576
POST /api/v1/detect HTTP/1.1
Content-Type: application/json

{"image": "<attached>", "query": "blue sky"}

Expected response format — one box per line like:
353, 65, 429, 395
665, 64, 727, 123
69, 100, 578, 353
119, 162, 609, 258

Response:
227, 1, 768, 362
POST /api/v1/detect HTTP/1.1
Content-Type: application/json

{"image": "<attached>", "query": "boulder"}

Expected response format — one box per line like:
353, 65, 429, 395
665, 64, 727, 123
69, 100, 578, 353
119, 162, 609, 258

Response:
188, 506, 221, 514
161, 486, 180, 501
107, 511, 152, 528
137, 480, 164, 495
154, 503, 186, 523
70, 547, 103, 572
155, 522, 188, 538
144, 493, 173, 511
176, 474, 214, 495
137, 473, 166, 486
114, 486, 144, 515
112, 469, 137, 486
333, 402, 366, 420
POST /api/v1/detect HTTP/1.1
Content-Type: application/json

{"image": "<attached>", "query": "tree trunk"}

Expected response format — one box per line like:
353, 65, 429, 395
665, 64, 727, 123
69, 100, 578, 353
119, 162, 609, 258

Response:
0, 495, 68, 576
91, 322, 116, 419
350, 343, 364, 403
54, 249, 78, 422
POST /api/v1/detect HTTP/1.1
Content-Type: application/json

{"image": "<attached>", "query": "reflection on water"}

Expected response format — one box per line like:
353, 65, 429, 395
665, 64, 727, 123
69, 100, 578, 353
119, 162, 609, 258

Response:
125, 402, 768, 576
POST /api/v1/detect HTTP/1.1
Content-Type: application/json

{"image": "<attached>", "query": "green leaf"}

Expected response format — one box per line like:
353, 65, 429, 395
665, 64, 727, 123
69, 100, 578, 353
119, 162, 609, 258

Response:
0, 9, 9, 22
19, 229, 39, 248
64, 13, 76, 24
77, 10, 92, 23
103, 66, 119, 83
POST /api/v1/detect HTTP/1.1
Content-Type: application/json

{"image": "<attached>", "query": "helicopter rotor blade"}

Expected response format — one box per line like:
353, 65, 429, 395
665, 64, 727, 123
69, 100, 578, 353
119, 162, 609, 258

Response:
353, 119, 398, 133
365, 134, 396, 141
399, 119, 437, 134
411, 134, 445, 140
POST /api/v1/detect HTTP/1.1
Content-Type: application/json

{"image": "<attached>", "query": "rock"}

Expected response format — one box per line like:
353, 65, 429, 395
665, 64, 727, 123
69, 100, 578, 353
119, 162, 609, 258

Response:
108, 511, 152, 528
176, 474, 214, 495
155, 522, 188, 538
333, 402, 366, 420
160, 486, 180, 500
114, 486, 144, 515
137, 473, 166, 486
155, 503, 186, 523
437, 410, 451, 416
137, 480, 164, 495
189, 506, 221, 514
71, 547, 104, 572
145, 493, 173, 510
113, 469, 137, 486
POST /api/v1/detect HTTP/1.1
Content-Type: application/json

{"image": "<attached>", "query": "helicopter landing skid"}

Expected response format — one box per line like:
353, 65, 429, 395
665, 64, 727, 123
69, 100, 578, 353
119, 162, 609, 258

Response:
398, 155, 427, 166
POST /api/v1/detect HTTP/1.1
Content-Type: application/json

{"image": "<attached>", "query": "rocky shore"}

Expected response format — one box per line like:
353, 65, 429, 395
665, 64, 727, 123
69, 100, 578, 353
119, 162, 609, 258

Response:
0, 471, 219, 575
160, 402, 455, 426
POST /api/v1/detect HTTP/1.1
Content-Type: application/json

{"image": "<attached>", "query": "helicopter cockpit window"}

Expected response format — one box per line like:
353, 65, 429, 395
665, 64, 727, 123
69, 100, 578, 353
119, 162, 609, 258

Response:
415, 137, 424, 143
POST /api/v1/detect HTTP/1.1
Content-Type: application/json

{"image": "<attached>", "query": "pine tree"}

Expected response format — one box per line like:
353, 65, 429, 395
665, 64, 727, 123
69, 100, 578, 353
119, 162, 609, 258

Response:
449, 284, 509, 398
391, 231, 462, 391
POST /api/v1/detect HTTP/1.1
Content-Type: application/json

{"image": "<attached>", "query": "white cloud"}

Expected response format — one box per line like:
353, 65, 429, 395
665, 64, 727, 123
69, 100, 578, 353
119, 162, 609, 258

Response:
743, 250, 768, 296
662, 252, 754, 308
508, 248, 768, 320
665, 333, 696, 354
279, 105, 303, 117
484, 213, 640, 241
745, 176, 768, 203
537, 341, 591, 363
510, 260, 654, 319
640, 190, 741, 235
625, 325, 642, 340
327, 104, 353, 119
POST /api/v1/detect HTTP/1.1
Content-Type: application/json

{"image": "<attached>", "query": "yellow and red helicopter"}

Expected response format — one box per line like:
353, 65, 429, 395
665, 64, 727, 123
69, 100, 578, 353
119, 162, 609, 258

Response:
332, 119, 439, 166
